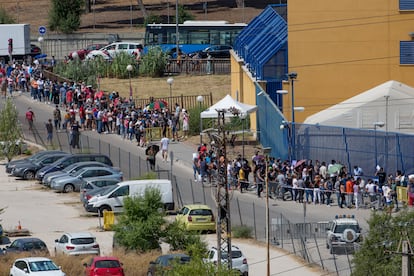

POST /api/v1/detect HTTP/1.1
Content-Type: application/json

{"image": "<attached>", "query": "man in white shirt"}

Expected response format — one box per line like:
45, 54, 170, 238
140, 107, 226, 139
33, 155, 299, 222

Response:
160, 135, 170, 162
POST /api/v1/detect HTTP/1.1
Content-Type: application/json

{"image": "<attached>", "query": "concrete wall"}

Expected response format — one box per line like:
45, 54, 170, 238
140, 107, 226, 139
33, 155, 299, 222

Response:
31, 32, 145, 60
288, 0, 414, 122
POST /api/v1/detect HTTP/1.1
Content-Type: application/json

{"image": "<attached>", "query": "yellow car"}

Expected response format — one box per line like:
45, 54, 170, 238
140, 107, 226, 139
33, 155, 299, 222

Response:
176, 204, 216, 232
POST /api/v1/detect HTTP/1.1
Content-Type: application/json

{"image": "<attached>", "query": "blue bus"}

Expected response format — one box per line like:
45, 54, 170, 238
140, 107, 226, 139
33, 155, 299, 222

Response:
144, 20, 247, 56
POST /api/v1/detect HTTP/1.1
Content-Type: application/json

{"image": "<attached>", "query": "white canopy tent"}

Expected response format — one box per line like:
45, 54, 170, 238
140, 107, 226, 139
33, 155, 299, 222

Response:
200, 94, 258, 118
304, 80, 414, 134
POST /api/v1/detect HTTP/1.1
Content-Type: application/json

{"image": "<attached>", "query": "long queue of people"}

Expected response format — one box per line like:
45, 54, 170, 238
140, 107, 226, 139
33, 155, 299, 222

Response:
1, 61, 192, 151
193, 145, 414, 210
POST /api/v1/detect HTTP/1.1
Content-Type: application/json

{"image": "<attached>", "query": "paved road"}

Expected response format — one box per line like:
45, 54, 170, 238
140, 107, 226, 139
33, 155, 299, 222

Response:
9, 92, 375, 275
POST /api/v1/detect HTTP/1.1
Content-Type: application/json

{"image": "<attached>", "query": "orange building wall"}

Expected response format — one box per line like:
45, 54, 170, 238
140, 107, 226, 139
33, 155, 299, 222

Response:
288, 0, 414, 122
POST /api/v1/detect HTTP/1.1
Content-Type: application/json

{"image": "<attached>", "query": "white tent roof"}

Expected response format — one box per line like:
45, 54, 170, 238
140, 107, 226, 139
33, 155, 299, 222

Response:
304, 80, 414, 133
200, 94, 257, 119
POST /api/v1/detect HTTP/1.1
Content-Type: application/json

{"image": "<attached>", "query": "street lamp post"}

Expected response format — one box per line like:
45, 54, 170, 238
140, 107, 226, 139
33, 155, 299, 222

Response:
288, 72, 298, 160
71, 51, 78, 82
240, 113, 247, 162
127, 64, 133, 102
374, 121, 385, 167
263, 147, 272, 276
167, 77, 174, 105
197, 95, 204, 145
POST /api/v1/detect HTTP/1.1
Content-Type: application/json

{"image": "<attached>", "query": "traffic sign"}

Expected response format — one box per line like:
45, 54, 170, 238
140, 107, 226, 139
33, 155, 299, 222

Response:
38, 26, 46, 35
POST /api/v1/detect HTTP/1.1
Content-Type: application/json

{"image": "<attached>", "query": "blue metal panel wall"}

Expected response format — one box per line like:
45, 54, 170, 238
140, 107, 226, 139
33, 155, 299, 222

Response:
295, 124, 414, 177
256, 83, 288, 160
400, 0, 414, 10
400, 41, 414, 64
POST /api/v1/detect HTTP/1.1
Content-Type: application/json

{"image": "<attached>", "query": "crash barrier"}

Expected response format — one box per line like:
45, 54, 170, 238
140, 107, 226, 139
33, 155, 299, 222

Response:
103, 210, 115, 231
397, 186, 408, 203
133, 93, 213, 115
271, 218, 330, 240
145, 127, 173, 141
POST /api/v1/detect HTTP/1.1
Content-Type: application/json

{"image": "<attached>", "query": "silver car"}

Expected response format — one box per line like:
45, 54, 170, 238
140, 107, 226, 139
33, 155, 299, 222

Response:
42, 161, 117, 187
80, 178, 120, 204
50, 167, 123, 193
54, 232, 100, 256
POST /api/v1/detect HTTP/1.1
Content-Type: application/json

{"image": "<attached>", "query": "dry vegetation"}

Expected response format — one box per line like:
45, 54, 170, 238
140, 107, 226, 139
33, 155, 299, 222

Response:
0, 249, 161, 275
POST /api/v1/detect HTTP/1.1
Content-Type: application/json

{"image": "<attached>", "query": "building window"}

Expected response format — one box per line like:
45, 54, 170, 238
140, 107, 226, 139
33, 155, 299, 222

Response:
400, 41, 414, 64
400, 0, 414, 10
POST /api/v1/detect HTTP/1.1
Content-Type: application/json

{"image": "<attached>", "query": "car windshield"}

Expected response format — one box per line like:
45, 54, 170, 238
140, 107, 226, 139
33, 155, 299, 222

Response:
95, 260, 121, 268
71, 168, 88, 177
334, 224, 360, 233
71, 237, 95, 244
29, 260, 59, 272
101, 184, 120, 195
221, 250, 242, 259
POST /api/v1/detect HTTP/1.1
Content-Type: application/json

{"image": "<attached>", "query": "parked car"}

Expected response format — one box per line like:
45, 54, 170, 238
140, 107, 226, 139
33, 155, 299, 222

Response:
326, 215, 362, 254
54, 232, 100, 256
50, 166, 123, 193
3, 238, 49, 255
198, 45, 232, 58
80, 178, 121, 204
83, 256, 124, 276
69, 43, 108, 60
86, 42, 142, 60
30, 44, 42, 57
9, 257, 65, 276
42, 161, 117, 187
175, 204, 216, 232
205, 245, 249, 276
36, 154, 113, 181
147, 254, 191, 276
6, 150, 66, 174
11, 153, 69, 180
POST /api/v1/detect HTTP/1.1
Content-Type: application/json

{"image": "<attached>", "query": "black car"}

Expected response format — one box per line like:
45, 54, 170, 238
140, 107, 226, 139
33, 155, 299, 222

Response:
2, 237, 49, 255
199, 45, 233, 58
147, 254, 191, 276
6, 150, 66, 174
11, 153, 69, 180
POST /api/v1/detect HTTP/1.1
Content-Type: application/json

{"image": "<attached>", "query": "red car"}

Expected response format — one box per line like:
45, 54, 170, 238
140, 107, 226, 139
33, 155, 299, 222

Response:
69, 43, 108, 60
83, 256, 124, 276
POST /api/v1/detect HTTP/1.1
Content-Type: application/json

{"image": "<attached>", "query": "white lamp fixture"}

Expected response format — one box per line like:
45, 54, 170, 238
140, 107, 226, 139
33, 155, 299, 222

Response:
276, 89, 288, 95
37, 36, 44, 43
126, 64, 133, 72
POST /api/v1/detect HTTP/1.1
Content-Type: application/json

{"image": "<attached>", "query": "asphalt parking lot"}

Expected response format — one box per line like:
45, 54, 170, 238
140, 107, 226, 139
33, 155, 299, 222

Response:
0, 160, 323, 275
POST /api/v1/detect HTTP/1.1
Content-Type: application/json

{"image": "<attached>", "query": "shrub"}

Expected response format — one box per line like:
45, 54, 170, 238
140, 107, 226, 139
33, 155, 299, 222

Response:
232, 225, 253, 239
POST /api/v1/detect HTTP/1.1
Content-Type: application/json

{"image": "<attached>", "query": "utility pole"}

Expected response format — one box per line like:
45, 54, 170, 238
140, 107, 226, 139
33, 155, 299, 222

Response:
210, 108, 236, 271
384, 225, 413, 276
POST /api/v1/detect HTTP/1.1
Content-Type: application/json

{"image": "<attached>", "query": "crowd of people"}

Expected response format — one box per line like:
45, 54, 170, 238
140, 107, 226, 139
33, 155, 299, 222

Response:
192, 144, 414, 209
1, 59, 191, 152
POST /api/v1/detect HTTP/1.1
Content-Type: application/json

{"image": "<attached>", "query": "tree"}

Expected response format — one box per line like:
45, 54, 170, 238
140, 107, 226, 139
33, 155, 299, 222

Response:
0, 7, 15, 24
352, 210, 414, 275
0, 99, 23, 162
113, 188, 165, 252
49, 0, 84, 34
137, 0, 148, 19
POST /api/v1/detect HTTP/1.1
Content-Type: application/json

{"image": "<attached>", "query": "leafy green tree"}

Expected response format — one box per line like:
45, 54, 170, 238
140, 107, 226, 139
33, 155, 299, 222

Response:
174, 5, 194, 24
0, 99, 23, 162
164, 220, 207, 255
49, 0, 84, 34
113, 188, 165, 252
352, 210, 414, 275
0, 7, 15, 24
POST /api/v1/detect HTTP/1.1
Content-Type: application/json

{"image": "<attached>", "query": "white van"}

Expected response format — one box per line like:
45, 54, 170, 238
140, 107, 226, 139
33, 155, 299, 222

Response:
85, 179, 174, 214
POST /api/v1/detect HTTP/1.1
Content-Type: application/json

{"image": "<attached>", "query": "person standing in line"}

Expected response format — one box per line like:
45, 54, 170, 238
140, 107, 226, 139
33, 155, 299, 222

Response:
45, 119, 53, 145
25, 107, 35, 131
256, 162, 265, 198
160, 134, 170, 162
70, 120, 80, 149
53, 105, 62, 130
182, 109, 189, 139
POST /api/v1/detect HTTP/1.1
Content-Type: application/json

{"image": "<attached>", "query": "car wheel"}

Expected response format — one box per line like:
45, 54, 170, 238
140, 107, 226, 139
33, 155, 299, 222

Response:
63, 184, 75, 193
343, 229, 357, 243
99, 206, 111, 217
24, 170, 35, 180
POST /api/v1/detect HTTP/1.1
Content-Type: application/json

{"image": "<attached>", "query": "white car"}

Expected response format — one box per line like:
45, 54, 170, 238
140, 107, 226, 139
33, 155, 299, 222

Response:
86, 41, 142, 60
54, 232, 100, 256
9, 257, 65, 276
326, 215, 362, 254
205, 245, 248, 276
